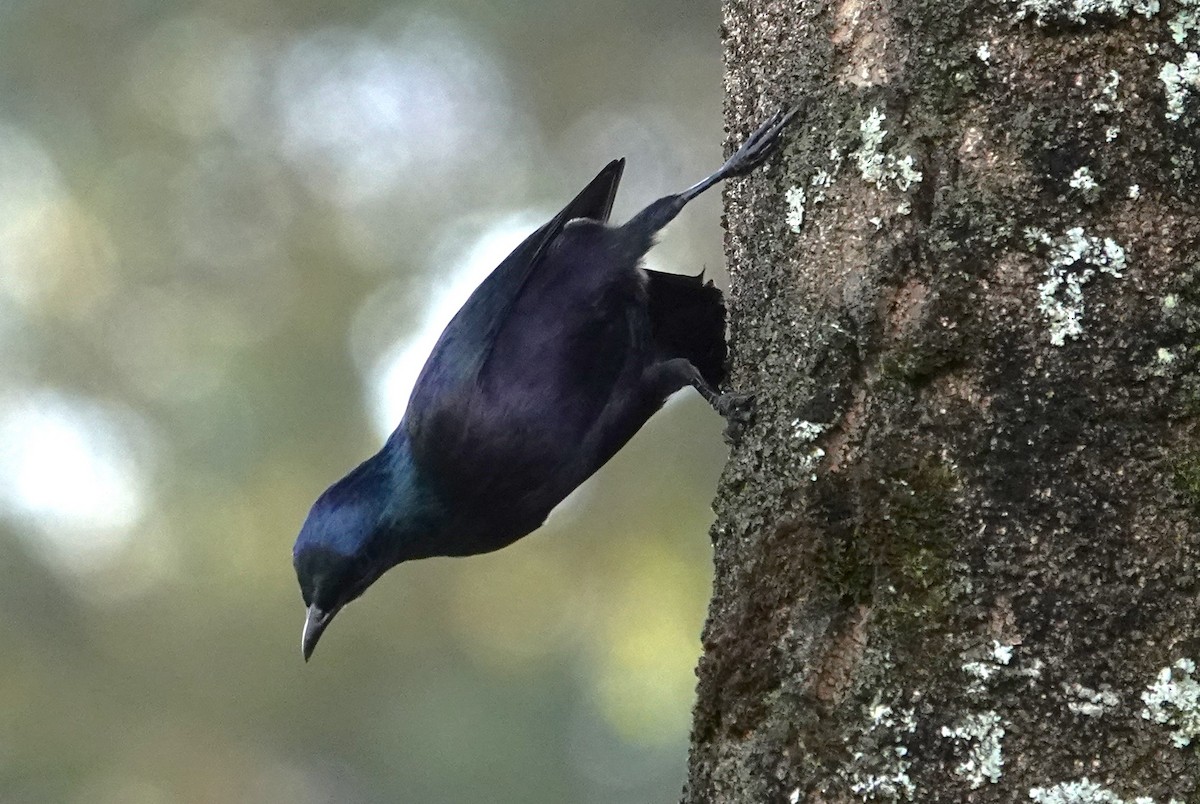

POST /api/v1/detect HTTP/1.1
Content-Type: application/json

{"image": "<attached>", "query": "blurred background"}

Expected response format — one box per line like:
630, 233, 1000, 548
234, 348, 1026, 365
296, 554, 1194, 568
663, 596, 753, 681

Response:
0, 0, 730, 801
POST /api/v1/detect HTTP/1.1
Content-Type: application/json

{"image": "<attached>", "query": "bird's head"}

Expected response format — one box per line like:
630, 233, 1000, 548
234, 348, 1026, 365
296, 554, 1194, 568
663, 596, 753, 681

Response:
293, 491, 386, 661
292, 442, 444, 661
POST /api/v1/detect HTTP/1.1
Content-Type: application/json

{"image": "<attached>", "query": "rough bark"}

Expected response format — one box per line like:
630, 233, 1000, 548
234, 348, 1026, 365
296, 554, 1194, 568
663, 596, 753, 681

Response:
685, 0, 1200, 801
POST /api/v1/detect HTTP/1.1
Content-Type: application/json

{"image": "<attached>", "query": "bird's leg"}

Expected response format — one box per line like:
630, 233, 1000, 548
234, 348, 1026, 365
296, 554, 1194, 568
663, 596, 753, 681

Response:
622, 105, 801, 239
646, 358, 756, 444
679, 104, 802, 202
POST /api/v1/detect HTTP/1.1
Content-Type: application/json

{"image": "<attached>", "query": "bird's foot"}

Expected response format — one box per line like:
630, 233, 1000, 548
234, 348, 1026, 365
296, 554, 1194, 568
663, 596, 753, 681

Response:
722, 104, 802, 178
715, 392, 755, 445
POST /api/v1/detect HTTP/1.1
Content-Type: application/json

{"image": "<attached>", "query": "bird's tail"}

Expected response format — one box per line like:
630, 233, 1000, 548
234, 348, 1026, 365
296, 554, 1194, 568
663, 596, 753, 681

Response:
645, 269, 727, 389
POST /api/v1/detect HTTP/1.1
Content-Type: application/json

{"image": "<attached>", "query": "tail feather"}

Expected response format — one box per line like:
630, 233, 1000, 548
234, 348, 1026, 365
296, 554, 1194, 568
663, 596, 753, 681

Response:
645, 269, 727, 389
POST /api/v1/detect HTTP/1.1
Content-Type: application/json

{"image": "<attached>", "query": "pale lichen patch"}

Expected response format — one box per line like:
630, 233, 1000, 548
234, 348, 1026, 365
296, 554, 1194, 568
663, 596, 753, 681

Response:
1018, 658, 1046, 679
1013, 0, 1159, 25
848, 702, 918, 801
1151, 346, 1180, 376
1168, 0, 1200, 45
1031, 227, 1127, 346
940, 711, 1005, 789
1155, 0, 1199, 120
1029, 778, 1182, 803
1064, 683, 1120, 716
786, 186, 807, 232
791, 419, 830, 480
1068, 167, 1100, 203
810, 153, 842, 206
1160, 53, 1200, 122
962, 640, 1017, 694
787, 149, 843, 233
792, 419, 828, 441
1141, 658, 1200, 748
852, 108, 922, 195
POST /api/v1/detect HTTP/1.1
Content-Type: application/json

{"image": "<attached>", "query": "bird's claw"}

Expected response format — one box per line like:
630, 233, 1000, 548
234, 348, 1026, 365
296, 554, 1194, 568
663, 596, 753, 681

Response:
723, 103, 802, 177
715, 392, 755, 445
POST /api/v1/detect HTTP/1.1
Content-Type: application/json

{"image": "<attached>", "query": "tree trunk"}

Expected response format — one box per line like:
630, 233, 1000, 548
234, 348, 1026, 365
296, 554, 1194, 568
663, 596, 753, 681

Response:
685, 0, 1200, 801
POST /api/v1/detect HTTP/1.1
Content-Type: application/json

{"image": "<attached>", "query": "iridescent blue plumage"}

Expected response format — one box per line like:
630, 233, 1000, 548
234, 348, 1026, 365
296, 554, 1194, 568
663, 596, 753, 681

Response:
293, 107, 798, 659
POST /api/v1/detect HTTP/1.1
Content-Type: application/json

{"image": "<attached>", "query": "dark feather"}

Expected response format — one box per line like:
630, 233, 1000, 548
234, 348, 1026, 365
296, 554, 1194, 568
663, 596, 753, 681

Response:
645, 269, 726, 389
405, 160, 625, 426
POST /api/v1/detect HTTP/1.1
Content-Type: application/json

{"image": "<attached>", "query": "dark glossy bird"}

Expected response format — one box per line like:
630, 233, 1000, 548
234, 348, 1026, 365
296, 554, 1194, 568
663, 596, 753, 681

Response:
293, 107, 797, 660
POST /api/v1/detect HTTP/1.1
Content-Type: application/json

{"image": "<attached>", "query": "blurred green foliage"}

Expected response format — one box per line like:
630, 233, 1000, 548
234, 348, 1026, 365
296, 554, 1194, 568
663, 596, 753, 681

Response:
0, 0, 728, 801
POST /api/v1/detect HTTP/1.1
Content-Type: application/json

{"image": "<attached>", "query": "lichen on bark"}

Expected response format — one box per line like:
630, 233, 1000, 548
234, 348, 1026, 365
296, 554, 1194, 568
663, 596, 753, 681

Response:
686, 0, 1200, 801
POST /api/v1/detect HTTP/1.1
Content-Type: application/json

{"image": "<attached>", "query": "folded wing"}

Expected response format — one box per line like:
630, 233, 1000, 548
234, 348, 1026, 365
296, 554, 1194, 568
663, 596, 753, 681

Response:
403, 161, 628, 509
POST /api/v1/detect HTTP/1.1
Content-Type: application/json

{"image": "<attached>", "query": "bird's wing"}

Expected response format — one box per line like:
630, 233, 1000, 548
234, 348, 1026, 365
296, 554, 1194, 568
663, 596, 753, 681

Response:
403, 160, 625, 455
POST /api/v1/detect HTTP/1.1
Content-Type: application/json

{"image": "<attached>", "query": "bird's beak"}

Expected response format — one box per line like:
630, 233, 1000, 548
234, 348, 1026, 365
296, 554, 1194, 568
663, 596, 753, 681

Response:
302, 604, 336, 662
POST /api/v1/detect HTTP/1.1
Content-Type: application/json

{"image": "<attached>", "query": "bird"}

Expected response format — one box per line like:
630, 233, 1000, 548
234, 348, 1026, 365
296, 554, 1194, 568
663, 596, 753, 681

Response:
293, 106, 798, 660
